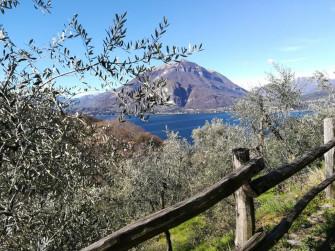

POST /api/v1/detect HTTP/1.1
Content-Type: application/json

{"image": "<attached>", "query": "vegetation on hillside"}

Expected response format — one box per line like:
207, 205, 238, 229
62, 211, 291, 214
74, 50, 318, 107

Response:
1, 1, 335, 250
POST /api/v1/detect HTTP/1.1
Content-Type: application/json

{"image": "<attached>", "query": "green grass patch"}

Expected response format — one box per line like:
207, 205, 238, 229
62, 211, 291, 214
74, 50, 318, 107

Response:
144, 213, 235, 251
196, 231, 234, 251
256, 188, 297, 229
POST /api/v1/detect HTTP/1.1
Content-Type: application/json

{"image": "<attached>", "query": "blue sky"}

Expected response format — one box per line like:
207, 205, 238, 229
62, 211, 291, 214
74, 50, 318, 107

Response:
2, 0, 335, 90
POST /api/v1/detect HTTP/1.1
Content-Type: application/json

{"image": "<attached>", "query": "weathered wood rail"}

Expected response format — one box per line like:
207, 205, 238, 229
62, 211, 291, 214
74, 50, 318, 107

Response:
82, 157, 265, 251
247, 173, 335, 251
83, 118, 335, 251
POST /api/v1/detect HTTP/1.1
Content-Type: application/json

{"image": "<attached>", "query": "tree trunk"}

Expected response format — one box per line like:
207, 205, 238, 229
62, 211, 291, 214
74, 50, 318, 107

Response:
164, 230, 173, 251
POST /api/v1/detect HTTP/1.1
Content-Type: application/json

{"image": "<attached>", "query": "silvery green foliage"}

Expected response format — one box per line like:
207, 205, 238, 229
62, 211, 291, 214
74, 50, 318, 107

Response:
118, 121, 252, 221
0, 81, 115, 249
117, 126, 242, 249
233, 64, 335, 171
265, 69, 335, 169
0, 67, 125, 249
0, 2, 201, 249
1, 2, 202, 119
313, 71, 334, 94
234, 65, 302, 144
233, 65, 305, 167
120, 131, 193, 216
191, 118, 254, 188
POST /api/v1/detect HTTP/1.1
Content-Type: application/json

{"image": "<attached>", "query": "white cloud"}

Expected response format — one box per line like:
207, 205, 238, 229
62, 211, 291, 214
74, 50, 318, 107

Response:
284, 38, 322, 46
282, 57, 308, 63
267, 58, 275, 65
281, 46, 302, 52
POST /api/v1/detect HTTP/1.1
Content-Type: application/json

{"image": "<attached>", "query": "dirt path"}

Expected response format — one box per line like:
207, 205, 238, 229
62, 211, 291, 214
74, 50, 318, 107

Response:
284, 203, 335, 250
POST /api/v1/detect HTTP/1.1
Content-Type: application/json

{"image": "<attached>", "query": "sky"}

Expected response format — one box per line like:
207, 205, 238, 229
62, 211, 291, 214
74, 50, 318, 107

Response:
2, 0, 335, 90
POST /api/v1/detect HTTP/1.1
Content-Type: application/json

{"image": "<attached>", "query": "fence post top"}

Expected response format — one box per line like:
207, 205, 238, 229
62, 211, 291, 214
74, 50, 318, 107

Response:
233, 148, 250, 163
324, 117, 335, 122
233, 148, 249, 154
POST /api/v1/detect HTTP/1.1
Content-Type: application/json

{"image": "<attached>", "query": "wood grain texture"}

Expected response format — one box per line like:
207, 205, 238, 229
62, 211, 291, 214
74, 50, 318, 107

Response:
233, 148, 255, 248
324, 118, 335, 198
234, 230, 266, 251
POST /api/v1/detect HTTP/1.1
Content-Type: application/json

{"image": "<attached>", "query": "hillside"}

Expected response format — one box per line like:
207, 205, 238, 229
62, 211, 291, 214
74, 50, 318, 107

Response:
73, 60, 247, 114
83, 115, 163, 153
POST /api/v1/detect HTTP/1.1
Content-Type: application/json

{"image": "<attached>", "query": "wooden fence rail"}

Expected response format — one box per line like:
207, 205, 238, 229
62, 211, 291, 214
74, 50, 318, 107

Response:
83, 118, 335, 251
237, 173, 335, 251
255, 173, 335, 250
82, 157, 264, 251
248, 137, 335, 197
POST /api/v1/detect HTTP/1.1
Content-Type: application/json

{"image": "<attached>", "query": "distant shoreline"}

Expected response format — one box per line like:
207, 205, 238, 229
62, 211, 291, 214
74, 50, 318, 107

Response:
80, 107, 233, 118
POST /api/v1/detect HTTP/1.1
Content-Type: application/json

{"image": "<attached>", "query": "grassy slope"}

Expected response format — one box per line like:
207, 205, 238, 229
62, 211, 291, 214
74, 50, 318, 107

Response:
141, 165, 335, 251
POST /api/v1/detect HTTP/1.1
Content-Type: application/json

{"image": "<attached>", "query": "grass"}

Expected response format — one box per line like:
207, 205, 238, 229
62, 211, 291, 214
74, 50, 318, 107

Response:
255, 165, 335, 250
298, 199, 335, 250
140, 207, 235, 251
196, 231, 234, 251
256, 189, 297, 229
141, 215, 207, 250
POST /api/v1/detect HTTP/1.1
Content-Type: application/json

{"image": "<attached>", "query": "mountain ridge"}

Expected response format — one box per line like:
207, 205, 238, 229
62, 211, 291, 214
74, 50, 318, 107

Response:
73, 60, 247, 114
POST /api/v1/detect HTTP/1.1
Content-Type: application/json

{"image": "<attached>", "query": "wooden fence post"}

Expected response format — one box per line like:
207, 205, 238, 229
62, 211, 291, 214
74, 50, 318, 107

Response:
233, 148, 255, 248
324, 118, 335, 198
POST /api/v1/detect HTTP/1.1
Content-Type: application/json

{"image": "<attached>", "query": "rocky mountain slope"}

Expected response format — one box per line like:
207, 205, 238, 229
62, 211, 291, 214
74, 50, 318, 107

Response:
73, 60, 247, 114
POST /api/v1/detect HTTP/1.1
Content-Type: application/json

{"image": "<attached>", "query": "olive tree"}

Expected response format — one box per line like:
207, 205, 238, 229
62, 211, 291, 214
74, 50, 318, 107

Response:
118, 131, 193, 250
0, 1, 201, 249
233, 65, 303, 163
191, 118, 254, 187
233, 64, 335, 171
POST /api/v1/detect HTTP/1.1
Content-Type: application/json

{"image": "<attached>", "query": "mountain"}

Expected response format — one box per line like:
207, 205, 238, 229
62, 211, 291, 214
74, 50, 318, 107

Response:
295, 77, 335, 101
73, 60, 247, 114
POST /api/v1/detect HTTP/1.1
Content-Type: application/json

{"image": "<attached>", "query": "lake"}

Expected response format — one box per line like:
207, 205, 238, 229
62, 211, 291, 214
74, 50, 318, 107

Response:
96, 111, 312, 142
96, 113, 238, 142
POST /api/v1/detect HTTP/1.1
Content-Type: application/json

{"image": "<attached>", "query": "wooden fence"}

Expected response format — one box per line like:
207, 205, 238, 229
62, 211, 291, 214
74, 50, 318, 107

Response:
82, 118, 335, 251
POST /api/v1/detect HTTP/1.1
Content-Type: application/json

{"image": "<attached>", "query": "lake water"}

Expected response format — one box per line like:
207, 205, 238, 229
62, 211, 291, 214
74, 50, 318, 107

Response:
96, 111, 312, 142
96, 113, 238, 142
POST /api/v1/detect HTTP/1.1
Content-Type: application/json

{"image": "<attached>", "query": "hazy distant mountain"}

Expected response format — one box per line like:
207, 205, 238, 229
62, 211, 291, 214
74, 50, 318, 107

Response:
73, 60, 247, 114
295, 77, 335, 100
